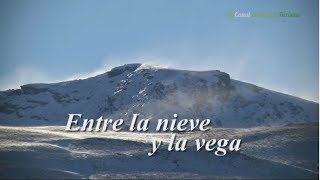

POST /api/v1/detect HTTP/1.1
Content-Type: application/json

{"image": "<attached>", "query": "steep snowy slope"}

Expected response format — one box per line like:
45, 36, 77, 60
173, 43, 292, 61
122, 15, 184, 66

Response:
0, 63, 318, 127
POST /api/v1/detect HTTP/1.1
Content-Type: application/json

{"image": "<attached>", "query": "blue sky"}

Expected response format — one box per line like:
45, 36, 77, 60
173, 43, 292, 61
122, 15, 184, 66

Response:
0, 0, 318, 102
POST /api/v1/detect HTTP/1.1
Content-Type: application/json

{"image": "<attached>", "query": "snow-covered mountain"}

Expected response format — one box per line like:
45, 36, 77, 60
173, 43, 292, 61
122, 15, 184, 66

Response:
0, 63, 318, 179
0, 63, 318, 127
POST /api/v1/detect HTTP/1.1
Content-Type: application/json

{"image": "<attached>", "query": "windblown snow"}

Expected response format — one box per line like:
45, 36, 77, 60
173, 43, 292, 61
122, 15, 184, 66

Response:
0, 63, 318, 179
0, 63, 318, 127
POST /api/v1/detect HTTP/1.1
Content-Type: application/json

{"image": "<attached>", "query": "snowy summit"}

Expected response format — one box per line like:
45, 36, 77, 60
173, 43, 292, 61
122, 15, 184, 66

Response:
0, 63, 318, 127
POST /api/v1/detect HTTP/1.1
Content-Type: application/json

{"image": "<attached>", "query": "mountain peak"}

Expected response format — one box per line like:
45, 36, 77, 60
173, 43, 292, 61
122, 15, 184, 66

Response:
106, 63, 170, 78
0, 64, 318, 127
107, 63, 142, 77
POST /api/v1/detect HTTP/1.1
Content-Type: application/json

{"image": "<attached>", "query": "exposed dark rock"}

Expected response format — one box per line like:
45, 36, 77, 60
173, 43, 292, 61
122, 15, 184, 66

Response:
21, 85, 49, 95
107, 63, 141, 78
